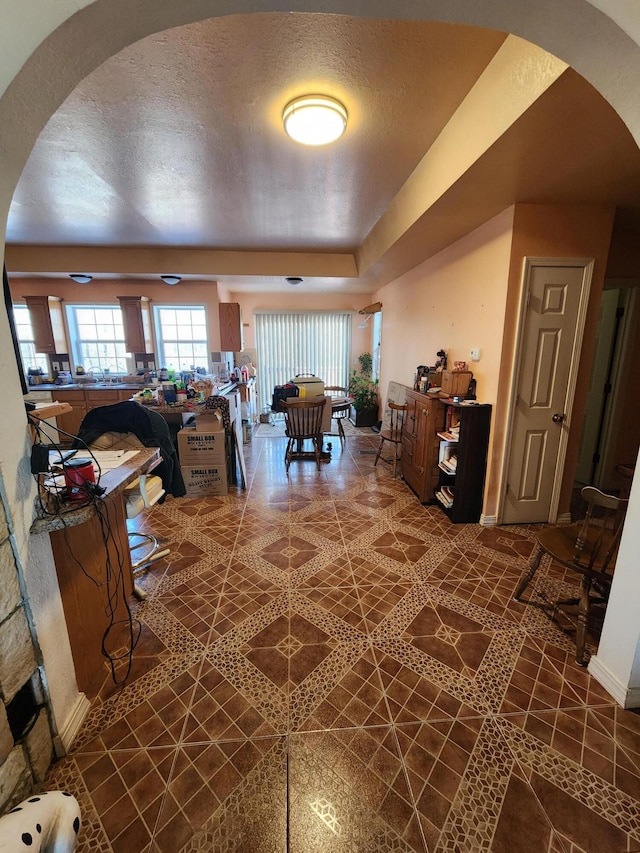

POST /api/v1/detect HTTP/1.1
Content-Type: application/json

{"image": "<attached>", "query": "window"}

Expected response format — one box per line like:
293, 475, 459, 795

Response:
12, 304, 49, 374
154, 306, 208, 372
254, 311, 352, 406
67, 305, 128, 373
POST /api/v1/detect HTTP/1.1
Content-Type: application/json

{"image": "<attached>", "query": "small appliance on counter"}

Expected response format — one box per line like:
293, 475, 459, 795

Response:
27, 368, 47, 386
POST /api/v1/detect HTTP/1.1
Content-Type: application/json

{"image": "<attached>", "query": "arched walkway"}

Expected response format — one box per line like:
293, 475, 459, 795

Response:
0, 0, 638, 731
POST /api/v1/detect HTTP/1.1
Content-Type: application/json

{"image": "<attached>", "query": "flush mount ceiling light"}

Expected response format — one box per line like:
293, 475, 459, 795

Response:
69, 273, 93, 284
282, 95, 347, 146
160, 274, 181, 286
285, 276, 303, 286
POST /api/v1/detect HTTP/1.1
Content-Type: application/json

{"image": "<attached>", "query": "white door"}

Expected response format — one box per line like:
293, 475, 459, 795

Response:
502, 259, 593, 524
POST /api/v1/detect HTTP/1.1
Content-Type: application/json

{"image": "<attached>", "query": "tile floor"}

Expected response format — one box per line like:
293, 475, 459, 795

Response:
45, 430, 640, 852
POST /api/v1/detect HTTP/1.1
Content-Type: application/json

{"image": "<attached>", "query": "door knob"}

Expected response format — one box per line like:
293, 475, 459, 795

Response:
552, 413, 565, 423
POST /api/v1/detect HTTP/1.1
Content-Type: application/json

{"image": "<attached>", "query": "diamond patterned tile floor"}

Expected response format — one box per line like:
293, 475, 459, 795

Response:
45, 432, 640, 851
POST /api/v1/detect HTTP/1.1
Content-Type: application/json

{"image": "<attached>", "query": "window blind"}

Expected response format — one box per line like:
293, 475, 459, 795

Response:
254, 312, 352, 408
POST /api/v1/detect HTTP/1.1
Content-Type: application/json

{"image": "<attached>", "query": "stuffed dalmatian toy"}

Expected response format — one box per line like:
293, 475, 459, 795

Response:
0, 790, 80, 851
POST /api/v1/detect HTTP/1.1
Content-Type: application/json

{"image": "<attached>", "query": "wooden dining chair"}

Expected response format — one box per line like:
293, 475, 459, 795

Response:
374, 401, 407, 478
324, 385, 351, 449
281, 397, 327, 471
514, 485, 629, 665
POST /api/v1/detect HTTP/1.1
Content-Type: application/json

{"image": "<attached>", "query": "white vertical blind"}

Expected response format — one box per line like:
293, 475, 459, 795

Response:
255, 312, 352, 409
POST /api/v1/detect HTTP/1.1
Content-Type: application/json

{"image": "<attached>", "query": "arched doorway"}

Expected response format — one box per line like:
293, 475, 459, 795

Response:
1, 0, 639, 730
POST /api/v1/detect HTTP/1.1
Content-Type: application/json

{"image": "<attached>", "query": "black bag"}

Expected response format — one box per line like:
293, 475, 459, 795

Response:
271, 382, 299, 412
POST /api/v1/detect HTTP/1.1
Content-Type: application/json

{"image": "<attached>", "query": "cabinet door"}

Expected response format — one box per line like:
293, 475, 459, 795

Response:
401, 392, 425, 497
219, 303, 243, 352
23, 295, 56, 353
84, 389, 122, 411
401, 392, 444, 502
116, 296, 145, 354
54, 391, 87, 440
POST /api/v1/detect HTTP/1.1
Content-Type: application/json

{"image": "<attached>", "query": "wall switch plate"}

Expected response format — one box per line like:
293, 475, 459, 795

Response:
470, 348, 481, 361
136, 361, 143, 369
62, 361, 70, 370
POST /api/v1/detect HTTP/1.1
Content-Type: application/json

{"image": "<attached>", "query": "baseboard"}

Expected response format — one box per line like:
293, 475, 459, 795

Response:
480, 514, 497, 527
588, 656, 640, 709
556, 512, 572, 525
57, 693, 91, 754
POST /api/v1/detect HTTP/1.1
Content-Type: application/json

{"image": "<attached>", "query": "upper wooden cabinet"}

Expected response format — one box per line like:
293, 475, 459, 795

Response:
219, 302, 243, 352
24, 295, 55, 352
116, 296, 146, 354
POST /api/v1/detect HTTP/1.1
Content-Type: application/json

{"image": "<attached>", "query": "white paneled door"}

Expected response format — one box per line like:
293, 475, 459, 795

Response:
502, 258, 593, 524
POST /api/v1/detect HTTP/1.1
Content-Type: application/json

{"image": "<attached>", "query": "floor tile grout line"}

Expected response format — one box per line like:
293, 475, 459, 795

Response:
388, 720, 431, 852
496, 718, 575, 853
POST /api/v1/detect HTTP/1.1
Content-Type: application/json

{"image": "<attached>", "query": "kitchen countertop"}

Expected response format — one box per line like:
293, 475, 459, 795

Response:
27, 382, 145, 391
27, 380, 240, 393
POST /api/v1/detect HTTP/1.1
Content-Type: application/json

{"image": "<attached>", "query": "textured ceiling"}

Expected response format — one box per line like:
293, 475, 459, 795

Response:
6, 13, 640, 292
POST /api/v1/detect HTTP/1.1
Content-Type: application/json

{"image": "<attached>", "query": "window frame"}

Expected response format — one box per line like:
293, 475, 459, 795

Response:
66, 303, 129, 375
153, 304, 209, 373
12, 303, 50, 375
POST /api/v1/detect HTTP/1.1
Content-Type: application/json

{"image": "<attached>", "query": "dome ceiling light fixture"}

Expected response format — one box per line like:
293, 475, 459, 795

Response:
69, 273, 93, 284
160, 274, 182, 286
285, 276, 304, 286
282, 95, 348, 146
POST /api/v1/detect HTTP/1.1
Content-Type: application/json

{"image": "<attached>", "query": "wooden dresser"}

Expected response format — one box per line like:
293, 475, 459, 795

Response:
401, 390, 445, 503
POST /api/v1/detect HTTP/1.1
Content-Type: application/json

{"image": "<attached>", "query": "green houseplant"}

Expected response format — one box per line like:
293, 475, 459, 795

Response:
349, 352, 379, 427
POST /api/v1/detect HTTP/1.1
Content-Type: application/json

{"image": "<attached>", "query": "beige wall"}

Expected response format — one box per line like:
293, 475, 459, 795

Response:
11, 277, 224, 363
373, 203, 616, 521
374, 207, 515, 513
502, 204, 615, 516
11, 278, 375, 380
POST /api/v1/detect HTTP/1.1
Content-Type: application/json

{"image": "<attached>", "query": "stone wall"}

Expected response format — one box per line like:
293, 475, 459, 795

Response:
0, 483, 54, 810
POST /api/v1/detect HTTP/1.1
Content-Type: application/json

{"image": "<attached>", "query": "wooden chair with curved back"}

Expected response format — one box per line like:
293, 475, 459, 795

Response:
324, 385, 351, 449
281, 397, 327, 471
514, 485, 628, 665
374, 401, 407, 478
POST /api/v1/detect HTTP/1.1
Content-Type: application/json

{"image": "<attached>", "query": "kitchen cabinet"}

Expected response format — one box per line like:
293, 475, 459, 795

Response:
84, 388, 133, 408
23, 295, 55, 353
219, 303, 243, 352
53, 387, 134, 442
401, 390, 444, 502
54, 390, 87, 440
435, 401, 492, 523
116, 296, 146, 354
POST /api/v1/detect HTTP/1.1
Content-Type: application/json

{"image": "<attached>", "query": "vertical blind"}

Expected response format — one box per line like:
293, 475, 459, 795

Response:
255, 312, 352, 408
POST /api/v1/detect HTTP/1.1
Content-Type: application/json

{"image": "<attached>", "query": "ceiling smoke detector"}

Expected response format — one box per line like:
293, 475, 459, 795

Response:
285, 277, 303, 286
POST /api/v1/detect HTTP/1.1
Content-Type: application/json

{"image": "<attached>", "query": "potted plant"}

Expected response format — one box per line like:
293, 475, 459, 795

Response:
349, 352, 379, 427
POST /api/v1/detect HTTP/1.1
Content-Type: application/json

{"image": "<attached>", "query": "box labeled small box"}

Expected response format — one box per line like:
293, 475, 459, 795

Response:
177, 428, 226, 465
181, 463, 228, 496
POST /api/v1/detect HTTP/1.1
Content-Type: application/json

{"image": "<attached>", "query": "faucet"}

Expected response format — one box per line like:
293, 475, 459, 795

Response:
88, 366, 105, 383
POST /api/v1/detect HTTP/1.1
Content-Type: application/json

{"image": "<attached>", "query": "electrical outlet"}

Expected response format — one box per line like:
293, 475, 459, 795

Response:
470, 348, 481, 362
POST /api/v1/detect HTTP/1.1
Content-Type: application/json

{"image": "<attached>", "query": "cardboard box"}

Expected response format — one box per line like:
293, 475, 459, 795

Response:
178, 427, 226, 465
181, 463, 228, 497
195, 409, 224, 431
441, 370, 473, 397
292, 376, 325, 397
